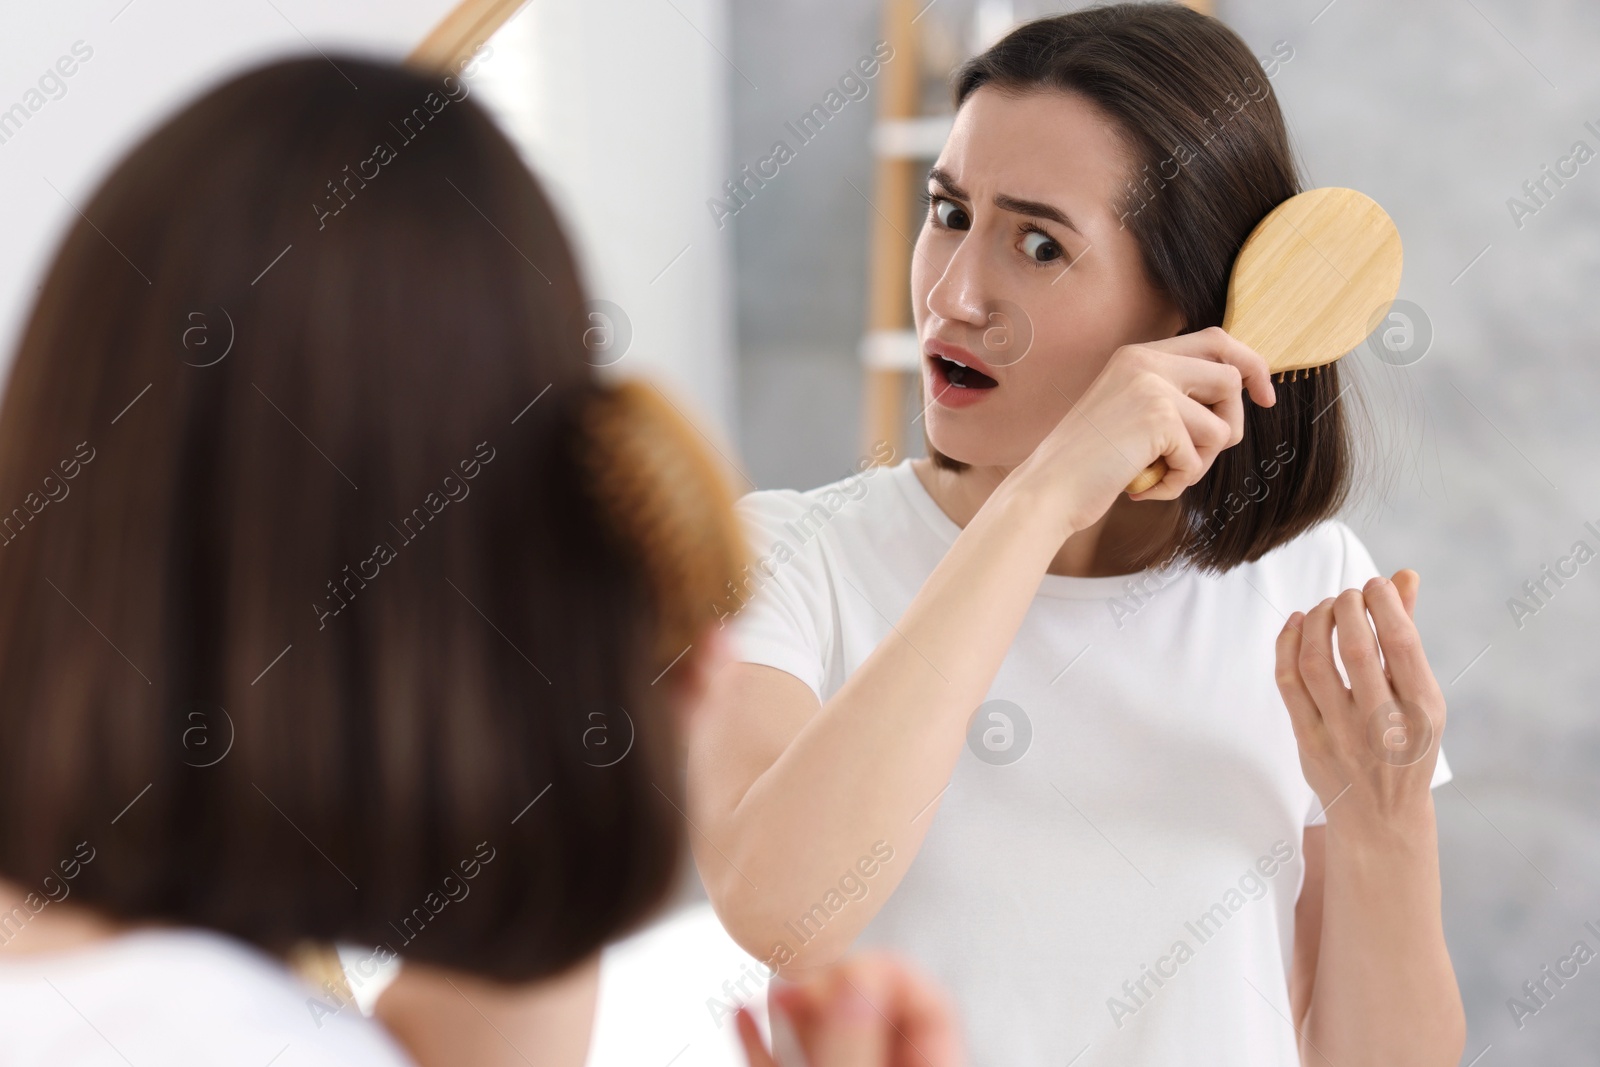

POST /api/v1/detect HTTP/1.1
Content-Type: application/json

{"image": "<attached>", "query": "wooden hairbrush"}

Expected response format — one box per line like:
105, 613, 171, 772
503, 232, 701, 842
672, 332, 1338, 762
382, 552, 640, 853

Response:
580, 379, 752, 668
1124, 187, 1403, 495
407, 0, 528, 71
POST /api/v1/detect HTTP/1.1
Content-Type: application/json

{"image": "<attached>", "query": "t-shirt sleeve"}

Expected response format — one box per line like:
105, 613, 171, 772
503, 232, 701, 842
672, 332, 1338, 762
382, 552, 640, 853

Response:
1306, 523, 1453, 826
720, 490, 834, 702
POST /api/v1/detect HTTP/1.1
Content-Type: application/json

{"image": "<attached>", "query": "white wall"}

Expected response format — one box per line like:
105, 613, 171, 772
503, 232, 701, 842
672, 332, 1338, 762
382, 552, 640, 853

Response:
471, 0, 737, 437
0, 0, 736, 434
0, 0, 438, 388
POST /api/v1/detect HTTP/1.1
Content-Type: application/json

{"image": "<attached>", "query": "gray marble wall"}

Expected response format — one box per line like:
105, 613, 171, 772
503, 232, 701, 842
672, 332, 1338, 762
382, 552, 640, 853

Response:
726, 0, 1600, 1060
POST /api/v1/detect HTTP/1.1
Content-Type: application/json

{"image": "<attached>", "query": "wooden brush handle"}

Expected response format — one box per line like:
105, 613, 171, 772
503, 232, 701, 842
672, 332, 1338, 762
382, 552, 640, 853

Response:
407, 0, 526, 71
1125, 458, 1167, 495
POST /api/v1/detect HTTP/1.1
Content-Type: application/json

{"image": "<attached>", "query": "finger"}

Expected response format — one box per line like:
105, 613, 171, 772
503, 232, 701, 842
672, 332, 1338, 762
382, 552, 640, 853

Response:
768, 978, 824, 1059
1391, 568, 1419, 618
736, 1005, 779, 1067
1296, 596, 1354, 719
1147, 326, 1277, 408
814, 953, 964, 1067
1275, 612, 1325, 744
1143, 347, 1249, 414
1172, 390, 1238, 464
1126, 384, 1237, 501
1332, 587, 1395, 721
807, 970, 888, 1067
1362, 576, 1441, 713
870, 955, 964, 1067
1131, 427, 1203, 500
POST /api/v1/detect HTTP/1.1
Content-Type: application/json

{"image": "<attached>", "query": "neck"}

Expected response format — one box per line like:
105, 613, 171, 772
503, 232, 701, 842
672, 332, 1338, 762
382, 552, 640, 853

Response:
375, 953, 600, 1067
0, 876, 127, 957
910, 456, 1178, 577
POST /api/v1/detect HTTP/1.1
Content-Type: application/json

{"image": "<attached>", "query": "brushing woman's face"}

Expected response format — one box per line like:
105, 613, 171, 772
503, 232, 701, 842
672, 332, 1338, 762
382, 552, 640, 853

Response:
912, 86, 1186, 469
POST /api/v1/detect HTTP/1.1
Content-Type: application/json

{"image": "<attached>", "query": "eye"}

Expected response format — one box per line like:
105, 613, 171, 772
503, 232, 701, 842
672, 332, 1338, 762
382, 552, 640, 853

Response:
933, 197, 971, 231
1021, 228, 1062, 264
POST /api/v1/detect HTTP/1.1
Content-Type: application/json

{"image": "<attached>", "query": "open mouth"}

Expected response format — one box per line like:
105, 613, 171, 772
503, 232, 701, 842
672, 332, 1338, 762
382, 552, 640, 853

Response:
930, 353, 999, 390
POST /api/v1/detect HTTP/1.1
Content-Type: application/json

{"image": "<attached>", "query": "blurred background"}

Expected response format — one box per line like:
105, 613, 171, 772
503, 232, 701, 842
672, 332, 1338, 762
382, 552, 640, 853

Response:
3, 0, 1598, 1063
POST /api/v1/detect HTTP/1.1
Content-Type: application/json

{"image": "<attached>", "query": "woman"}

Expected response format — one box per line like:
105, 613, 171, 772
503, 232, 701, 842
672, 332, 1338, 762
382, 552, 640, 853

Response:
688, 5, 1465, 1065
0, 55, 959, 1066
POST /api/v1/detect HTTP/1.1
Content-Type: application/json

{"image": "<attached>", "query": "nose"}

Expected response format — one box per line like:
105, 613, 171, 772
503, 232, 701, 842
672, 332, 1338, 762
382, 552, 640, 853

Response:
922, 224, 992, 331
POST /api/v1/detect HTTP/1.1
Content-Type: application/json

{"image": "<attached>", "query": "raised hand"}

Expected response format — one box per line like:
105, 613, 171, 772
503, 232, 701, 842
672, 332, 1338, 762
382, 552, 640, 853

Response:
735, 952, 963, 1067
1274, 568, 1446, 826
1013, 326, 1277, 539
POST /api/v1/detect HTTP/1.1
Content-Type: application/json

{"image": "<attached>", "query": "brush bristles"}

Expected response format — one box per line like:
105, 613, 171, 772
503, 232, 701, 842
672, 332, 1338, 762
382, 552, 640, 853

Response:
1271, 365, 1326, 383
580, 379, 751, 668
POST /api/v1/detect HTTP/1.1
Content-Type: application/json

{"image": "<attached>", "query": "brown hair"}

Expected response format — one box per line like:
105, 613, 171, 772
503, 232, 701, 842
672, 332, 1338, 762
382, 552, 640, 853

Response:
0, 55, 744, 983
931, 2, 1354, 573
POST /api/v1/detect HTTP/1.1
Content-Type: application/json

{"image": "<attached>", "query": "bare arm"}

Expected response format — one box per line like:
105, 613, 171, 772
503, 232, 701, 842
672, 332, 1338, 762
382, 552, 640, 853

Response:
1290, 824, 1324, 1031
688, 477, 1080, 975
1277, 572, 1465, 1066
688, 329, 1277, 977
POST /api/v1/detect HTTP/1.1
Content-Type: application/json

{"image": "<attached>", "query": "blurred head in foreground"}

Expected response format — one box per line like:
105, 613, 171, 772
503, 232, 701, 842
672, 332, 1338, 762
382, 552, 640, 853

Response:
0, 54, 745, 984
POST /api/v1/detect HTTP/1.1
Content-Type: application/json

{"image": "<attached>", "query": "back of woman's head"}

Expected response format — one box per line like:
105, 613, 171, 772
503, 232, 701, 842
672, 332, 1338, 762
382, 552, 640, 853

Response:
948, 3, 1354, 571
0, 55, 743, 982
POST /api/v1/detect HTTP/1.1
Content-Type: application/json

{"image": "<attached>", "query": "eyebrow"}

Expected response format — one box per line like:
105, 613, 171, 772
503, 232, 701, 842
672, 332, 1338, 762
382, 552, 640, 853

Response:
929, 166, 1083, 237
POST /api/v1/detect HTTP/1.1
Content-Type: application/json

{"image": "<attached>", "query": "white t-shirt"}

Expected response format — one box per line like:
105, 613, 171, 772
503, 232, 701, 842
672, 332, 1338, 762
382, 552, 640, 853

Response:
0, 927, 415, 1066
727, 458, 1452, 1067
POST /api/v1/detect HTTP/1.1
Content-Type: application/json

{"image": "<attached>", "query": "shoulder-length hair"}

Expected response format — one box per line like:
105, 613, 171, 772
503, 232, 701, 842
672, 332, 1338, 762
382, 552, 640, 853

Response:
933, 2, 1355, 573
0, 55, 740, 983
